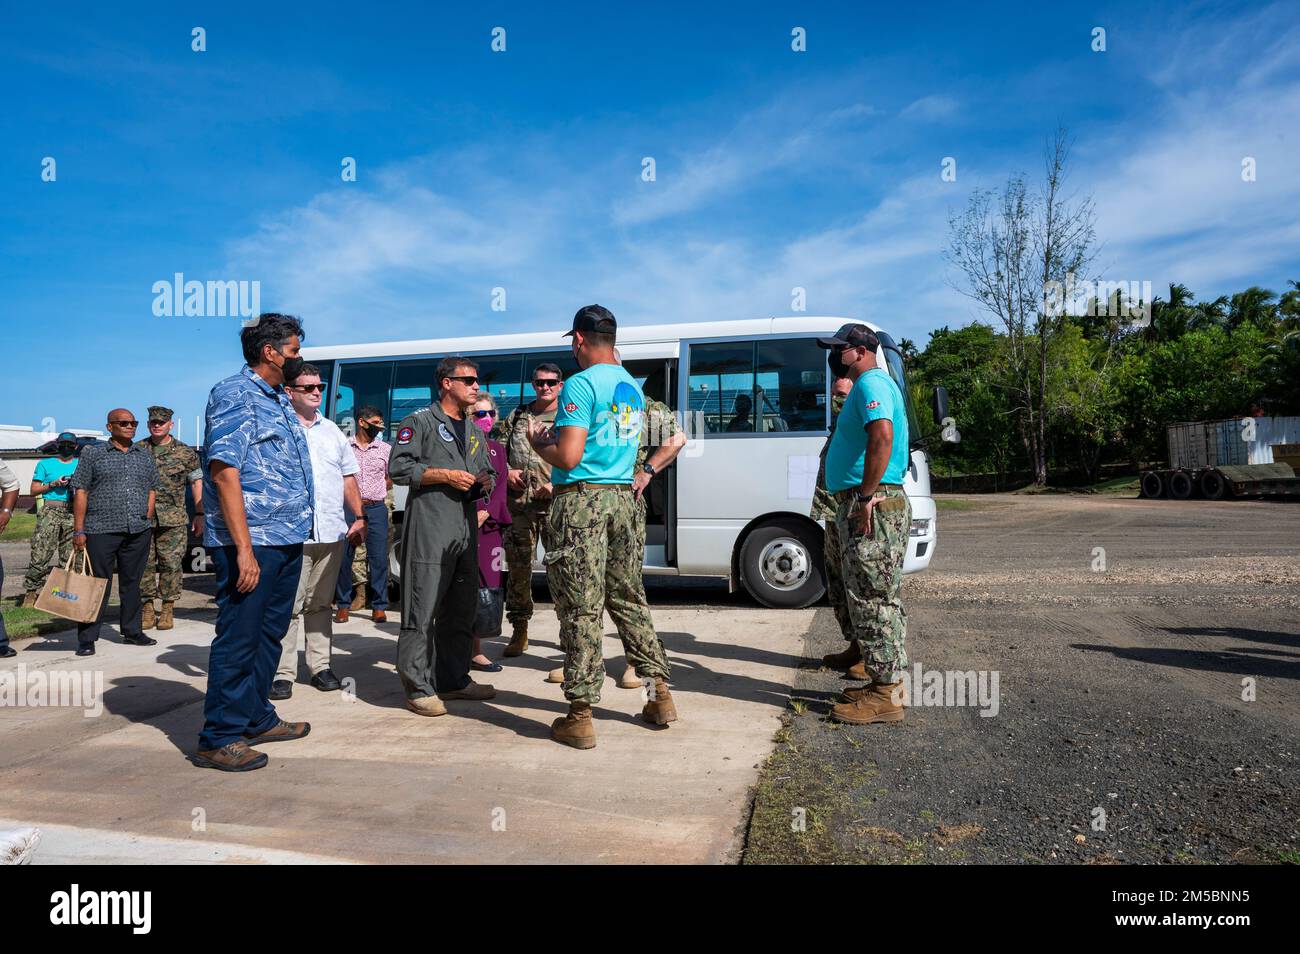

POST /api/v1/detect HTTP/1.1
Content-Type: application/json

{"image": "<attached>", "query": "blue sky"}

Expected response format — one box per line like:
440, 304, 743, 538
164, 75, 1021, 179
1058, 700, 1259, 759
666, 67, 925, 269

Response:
3, 1, 1298, 438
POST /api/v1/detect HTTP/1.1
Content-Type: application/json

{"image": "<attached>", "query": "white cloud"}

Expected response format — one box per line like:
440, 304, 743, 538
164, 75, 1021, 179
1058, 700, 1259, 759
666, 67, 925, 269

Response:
900, 95, 959, 121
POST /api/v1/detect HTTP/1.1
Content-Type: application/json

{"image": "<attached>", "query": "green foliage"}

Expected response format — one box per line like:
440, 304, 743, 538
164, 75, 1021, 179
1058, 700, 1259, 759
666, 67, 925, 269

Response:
911, 282, 1299, 477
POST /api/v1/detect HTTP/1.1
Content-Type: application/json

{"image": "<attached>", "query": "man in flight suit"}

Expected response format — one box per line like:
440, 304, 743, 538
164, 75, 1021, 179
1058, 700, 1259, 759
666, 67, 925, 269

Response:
389, 356, 498, 717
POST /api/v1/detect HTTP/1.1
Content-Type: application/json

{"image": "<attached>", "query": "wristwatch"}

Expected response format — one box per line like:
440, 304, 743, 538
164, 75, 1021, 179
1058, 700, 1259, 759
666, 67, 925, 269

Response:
642, 463, 656, 476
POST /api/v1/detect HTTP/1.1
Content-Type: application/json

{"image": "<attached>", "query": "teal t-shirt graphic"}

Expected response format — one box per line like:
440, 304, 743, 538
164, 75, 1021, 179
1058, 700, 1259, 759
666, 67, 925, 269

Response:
552, 363, 644, 485
34, 456, 79, 503
826, 368, 910, 493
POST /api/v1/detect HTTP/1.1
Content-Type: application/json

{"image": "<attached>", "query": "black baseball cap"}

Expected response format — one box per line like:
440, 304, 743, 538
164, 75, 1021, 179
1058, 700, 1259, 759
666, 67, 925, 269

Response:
57, 431, 77, 441
816, 322, 879, 350
564, 304, 617, 338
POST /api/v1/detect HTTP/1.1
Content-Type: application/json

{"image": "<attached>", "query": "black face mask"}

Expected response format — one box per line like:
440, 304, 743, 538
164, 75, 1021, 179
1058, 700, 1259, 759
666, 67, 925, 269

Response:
360, 423, 381, 437
828, 348, 848, 378
276, 349, 305, 383
57, 443, 77, 457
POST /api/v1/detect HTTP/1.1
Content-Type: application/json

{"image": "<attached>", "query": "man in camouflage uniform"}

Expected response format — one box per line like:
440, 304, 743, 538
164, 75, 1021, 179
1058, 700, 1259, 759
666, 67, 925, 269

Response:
347, 489, 393, 609
21, 433, 80, 605
817, 324, 912, 725
137, 406, 203, 630
500, 361, 564, 656
531, 305, 676, 749
812, 377, 867, 675
545, 392, 687, 689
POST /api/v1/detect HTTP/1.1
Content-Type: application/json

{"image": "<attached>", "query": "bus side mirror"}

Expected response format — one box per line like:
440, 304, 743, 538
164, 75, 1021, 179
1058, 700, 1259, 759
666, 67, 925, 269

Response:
931, 386, 950, 426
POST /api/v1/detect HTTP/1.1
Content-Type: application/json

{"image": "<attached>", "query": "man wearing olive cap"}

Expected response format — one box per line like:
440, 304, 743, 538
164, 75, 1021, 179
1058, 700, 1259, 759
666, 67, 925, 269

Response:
817, 323, 912, 725
136, 405, 203, 631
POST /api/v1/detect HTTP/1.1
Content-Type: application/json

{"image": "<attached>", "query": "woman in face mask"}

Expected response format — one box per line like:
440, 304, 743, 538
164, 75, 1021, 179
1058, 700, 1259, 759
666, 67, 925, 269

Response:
470, 393, 512, 671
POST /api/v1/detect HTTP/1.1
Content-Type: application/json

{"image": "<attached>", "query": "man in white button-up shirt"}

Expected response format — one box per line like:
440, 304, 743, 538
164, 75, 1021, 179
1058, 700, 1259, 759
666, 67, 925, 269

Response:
273, 364, 366, 698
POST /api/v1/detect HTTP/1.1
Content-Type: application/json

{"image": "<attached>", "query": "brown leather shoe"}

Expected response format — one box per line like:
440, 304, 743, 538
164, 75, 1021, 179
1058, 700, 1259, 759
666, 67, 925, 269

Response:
822, 642, 861, 669
192, 740, 268, 772
438, 681, 496, 701
847, 660, 870, 681
334, 607, 349, 624
350, 591, 366, 611
242, 719, 311, 744
831, 681, 905, 724
158, 601, 175, 630
551, 701, 596, 749
641, 676, 678, 726
373, 609, 387, 623
140, 601, 156, 630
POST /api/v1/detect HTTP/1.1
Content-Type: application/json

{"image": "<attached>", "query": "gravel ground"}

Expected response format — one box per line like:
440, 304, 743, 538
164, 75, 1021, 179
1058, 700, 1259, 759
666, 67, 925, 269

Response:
744, 493, 1300, 865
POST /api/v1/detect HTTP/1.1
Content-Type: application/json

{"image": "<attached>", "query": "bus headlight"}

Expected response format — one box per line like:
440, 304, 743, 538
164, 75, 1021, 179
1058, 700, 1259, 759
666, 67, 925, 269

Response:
909, 518, 931, 538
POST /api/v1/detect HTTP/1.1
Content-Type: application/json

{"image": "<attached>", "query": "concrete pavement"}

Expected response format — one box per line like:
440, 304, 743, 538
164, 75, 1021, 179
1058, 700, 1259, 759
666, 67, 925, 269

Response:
0, 601, 807, 864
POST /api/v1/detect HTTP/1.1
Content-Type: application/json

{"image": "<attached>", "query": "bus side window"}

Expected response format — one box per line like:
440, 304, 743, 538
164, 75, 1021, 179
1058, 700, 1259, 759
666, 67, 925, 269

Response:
335, 361, 394, 438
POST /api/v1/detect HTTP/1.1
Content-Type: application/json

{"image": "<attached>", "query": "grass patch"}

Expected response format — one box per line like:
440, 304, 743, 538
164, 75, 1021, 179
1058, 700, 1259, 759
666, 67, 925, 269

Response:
934, 497, 987, 512
1, 510, 36, 541
1, 603, 73, 641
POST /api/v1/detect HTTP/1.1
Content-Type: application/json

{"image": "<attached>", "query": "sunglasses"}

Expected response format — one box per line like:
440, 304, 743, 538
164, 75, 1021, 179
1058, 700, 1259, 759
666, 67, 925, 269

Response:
447, 375, 479, 385
290, 383, 327, 393
533, 379, 560, 388
473, 409, 496, 419
147, 419, 168, 426
110, 420, 139, 427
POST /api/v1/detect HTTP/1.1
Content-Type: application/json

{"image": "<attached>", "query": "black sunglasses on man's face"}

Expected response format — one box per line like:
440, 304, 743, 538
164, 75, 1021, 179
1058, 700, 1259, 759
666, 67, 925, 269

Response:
533, 379, 560, 388
447, 375, 479, 385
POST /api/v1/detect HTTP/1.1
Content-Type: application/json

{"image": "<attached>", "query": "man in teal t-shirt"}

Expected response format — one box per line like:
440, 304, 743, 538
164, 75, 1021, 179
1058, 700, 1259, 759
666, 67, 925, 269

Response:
529, 304, 677, 748
22, 432, 81, 602
817, 323, 914, 726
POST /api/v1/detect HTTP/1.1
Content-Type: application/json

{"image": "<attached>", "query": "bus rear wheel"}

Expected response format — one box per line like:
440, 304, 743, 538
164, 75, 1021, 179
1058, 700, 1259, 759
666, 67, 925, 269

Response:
739, 522, 825, 608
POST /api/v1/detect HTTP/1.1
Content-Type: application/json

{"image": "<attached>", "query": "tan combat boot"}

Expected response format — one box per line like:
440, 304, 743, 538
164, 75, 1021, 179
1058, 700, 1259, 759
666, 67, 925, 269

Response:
641, 676, 678, 726
21, 592, 39, 609
618, 666, 641, 689
406, 695, 448, 717
546, 667, 564, 684
350, 591, 366, 611
140, 601, 156, 630
847, 660, 869, 681
550, 701, 596, 749
158, 601, 175, 630
831, 681, 905, 724
822, 641, 861, 670
504, 622, 528, 657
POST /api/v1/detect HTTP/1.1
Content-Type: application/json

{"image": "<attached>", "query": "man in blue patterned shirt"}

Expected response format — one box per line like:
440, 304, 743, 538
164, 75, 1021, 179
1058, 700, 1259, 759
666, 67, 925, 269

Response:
193, 313, 316, 772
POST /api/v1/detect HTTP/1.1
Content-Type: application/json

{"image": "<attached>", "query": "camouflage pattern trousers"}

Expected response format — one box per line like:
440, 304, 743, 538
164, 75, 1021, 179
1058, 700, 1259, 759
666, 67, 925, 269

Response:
140, 524, 188, 601
545, 486, 668, 704
504, 508, 549, 625
832, 486, 911, 683
822, 518, 852, 641
23, 504, 74, 594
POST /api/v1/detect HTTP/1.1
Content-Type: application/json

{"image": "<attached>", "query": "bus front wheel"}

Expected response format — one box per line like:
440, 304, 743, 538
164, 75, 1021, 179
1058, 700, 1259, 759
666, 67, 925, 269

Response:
739, 522, 826, 609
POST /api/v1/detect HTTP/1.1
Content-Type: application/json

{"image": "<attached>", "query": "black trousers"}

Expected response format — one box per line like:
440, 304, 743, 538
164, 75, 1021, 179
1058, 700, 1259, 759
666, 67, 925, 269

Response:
78, 530, 152, 646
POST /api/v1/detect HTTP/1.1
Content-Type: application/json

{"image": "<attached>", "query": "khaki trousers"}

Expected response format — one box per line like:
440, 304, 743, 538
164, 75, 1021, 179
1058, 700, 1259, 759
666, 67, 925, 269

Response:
277, 541, 347, 680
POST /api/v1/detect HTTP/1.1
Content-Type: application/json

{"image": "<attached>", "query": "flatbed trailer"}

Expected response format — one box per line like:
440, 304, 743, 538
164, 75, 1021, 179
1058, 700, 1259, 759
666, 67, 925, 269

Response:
1140, 462, 1299, 500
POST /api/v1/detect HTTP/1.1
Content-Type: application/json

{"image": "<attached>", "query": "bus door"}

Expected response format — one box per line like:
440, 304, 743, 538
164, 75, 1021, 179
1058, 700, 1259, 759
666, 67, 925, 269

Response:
623, 358, 677, 569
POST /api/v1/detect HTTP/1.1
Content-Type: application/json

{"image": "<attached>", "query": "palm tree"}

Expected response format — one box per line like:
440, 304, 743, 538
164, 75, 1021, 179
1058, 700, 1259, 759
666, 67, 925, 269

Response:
1189, 294, 1230, 331
1227, 286, 1278, 331
1145, 282, 1195, 342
